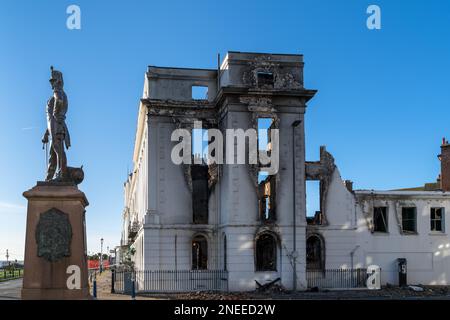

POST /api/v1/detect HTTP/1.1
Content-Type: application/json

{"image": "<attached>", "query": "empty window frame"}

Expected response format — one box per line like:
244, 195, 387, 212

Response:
258, 118, 273, 152
192, 85, 208, 100
373, 207, 388, 232
430, 207, 445, 232
192, 235, 208, 270
255, 233, 277, 271
191, 164, 209, 224
257, 118, 276, 221
306, 180, 321, 223
258, 173, 276, 221
402, 207, 417, 233
192, 127, 208, 160
257, 71, 274, 88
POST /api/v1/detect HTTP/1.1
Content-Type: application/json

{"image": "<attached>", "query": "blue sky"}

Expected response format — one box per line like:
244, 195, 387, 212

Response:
1, 0, 449, 260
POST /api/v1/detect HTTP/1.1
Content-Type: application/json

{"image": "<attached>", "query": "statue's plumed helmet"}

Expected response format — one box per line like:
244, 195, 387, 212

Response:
49, 66, 64, 87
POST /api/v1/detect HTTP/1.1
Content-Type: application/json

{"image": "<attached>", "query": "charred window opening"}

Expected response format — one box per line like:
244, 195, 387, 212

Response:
306, 181, 322, 225
255, 233, 277, 271
258, 118, 276, 222
192, 85, 208, 100
192, 164, 209, 224
431, 207, 445, 232
259, 173, 276, 221
305, 146, 336, 226
373, 207, 388, 233
402, 207, 417, 233
192, 235, 208, 270
258, 118, 274, 159
306, 235, 324, 270
257, 71, 274, 88
192, 127, 208, 160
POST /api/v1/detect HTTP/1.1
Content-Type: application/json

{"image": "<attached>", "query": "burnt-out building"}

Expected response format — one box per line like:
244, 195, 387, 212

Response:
120, 51, 316, 291
120, 51, 450, 292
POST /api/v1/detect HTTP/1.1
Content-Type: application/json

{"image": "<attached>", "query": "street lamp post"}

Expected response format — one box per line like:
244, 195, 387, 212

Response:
291, 119, 301, 291
100, 238, 104, 273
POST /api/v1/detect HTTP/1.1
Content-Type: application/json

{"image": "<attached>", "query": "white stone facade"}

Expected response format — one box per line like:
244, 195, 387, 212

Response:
121, 52, 315, 291
307, 151, 450, 286
121, 51, 450, 291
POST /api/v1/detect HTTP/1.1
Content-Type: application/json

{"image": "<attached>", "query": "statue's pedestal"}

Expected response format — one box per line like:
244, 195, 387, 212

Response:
22, 182, 90, 300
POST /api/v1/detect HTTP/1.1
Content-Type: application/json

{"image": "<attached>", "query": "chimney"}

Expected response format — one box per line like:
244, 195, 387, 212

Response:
439, 138, 450, 192
344, 180, 353, 192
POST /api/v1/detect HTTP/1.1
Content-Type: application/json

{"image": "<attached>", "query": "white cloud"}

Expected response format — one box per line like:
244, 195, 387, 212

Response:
0, 201, 26, 215
21, 126, 38, 131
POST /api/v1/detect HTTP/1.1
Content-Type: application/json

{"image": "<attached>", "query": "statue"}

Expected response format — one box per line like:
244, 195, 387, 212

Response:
41, 66, 84, 185
22, 66, 89, 300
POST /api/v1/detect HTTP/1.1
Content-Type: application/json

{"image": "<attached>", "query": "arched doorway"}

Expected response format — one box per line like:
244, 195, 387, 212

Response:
306, 234, 324, 270
255, 233, 277, 271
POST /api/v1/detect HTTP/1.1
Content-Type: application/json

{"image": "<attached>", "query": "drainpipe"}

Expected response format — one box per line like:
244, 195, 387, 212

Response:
291, 120, 301, 291
350, 245, 360, 269
175, 235, 177, 271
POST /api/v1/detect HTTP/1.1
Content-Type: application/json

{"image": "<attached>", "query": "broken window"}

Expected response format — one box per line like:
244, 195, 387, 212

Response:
306, 181, 321, 225
192, 235, 208, 270
373, 207, 388, 232
402, 207, 417, 233
191, 164, 209, 224
192, 127, 208, 159
257, 71, 274, 88
258, 118, 276, 222
430, 207, 445, 232
255, 233, 277, 271
192, 85, 208, 100
306, 235, 324, 270
258, 173, 276, 221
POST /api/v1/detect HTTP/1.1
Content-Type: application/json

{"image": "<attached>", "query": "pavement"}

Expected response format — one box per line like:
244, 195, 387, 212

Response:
2, 271, 450, 300
92, 271, 450, 300
0, 278, 22, 300
91, 270, 157, 300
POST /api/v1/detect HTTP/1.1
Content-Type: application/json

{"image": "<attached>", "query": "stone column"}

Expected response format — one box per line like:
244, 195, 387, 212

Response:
22, 182, 90, 300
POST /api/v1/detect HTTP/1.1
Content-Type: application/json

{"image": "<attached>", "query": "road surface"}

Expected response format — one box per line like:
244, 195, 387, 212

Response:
0, 279, 22, 300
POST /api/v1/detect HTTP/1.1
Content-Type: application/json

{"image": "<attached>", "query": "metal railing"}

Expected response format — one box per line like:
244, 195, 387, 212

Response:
306, 268, 368, 289
0, 268, 24, 281
114, 270, 228, 293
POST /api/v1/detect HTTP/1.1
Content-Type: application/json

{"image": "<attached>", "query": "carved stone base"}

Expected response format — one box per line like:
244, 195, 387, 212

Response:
21, 183, 90, 300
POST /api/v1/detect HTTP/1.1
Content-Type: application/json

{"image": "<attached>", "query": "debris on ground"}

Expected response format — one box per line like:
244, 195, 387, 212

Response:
408, 285, 424, 292
255, 278, 281, 292
92, 271, 450, 300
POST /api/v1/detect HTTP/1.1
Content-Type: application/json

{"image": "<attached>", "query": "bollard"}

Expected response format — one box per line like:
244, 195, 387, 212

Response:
93, 272, 97, 299
93, 280, 97, 299
111, 269, 115, 294
131, 279, 136, 300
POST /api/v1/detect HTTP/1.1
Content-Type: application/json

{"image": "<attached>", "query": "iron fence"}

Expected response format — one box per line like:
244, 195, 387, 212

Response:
306, 268, 368, 289
114, 270, 228, 293
0, 268, 24, 281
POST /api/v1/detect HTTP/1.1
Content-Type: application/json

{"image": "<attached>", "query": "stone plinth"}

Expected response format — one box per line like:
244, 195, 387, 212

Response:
22, 182, 90, 300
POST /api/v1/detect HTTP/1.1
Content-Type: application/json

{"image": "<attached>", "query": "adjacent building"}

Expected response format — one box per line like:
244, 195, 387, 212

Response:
306, 142, 450, 286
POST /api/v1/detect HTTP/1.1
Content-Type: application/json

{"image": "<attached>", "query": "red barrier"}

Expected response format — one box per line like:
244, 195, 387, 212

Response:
88, 260, 110, 269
